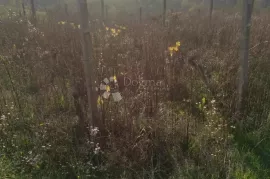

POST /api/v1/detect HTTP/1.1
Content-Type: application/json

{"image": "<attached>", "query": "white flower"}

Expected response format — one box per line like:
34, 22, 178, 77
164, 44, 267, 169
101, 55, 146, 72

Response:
0, 115, 6, 120
211, 100, 216, 104
90, 126, 99, 137
94, 143, 101, 154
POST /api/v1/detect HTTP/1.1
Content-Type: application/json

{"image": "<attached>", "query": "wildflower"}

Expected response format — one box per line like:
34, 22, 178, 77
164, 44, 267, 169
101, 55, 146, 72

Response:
168, 47, 174, 51
0, 115, 6, 120
97, 96, 104, 106
106, 27, 109, 31
94, 143, 101, 154
176, 41, 181, 47
202, 97, 206, 105
211, 100, 216, 104
58, 21, 66, 25
113, 75, 117, 82
78, 25, 81, 29
173, 46, 179, 51
168, 47, 174, 56
111, 28, 116, 33
106, 85, 110, 92
90, 127, 99, 137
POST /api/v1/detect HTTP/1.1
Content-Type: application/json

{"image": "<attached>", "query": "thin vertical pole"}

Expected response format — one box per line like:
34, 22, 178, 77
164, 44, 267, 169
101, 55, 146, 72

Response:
101, 0, 105, 22
22, 0, 26, 17
140, 7, 142, 23
238, 0, 254, 116
163, 0, 167, 27
30, 0, 36, 26
77, 0, 98, 127
209, 0, 213, 23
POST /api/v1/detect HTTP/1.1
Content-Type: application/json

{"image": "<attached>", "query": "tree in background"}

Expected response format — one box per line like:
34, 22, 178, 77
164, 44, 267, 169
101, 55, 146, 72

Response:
163, 0, 166, 26
101, 0, 104, 22
30, 0, 36, 25
209, 0, 213, 22
77, 0, 98, 130
238, 0, 254, 116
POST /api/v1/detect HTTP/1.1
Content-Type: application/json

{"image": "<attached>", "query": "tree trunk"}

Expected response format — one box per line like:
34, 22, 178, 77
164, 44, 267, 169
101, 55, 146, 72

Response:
140, 6, 142, 23
101, 0, 105, 22
163, 0, 167, 27
238, 0, 254, 116
22, 0, 26, 16
209, 0, 213, 22
77, 0, 98, 128
30, 0, 36, 26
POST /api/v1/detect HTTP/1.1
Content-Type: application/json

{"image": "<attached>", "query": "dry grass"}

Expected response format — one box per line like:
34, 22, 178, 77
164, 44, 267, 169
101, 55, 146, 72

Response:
0, 7, 270, 179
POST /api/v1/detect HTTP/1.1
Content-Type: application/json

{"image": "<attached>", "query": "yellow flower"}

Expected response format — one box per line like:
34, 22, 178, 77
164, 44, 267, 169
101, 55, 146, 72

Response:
202, 97, 206, 105
113, 75, 117, 82
106, 27, 109, 31
97, 96, 103, 106
106, 85, 110, 92
176, 41, 181, 47
173, 46, 179, 51
168, 46, 174, 57
111, 28, 116, 33
117, 29, 121, 33
168, 46, 174, 52
58, 21, 66, 25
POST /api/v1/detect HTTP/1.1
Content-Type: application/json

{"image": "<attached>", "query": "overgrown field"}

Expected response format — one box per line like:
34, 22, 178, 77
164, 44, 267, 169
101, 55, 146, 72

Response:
0, 7, 270, 179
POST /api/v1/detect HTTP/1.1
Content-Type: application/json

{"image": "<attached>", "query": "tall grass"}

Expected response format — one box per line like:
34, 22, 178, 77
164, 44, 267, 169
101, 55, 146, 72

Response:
0, 6, 270, 179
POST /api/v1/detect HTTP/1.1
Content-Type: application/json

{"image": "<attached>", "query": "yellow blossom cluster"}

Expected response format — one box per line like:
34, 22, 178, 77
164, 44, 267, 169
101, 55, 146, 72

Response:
168, 41, 181, 57
57, 21, 81, 29
105, 25, 126, 37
